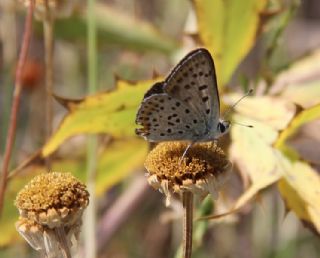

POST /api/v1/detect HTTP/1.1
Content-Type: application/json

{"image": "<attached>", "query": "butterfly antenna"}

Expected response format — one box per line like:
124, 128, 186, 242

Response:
222, 89, 253, 120
233, 121, 254, 128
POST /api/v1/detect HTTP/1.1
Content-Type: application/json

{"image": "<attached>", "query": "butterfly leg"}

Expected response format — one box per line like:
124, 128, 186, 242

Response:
179, 142, 195, 164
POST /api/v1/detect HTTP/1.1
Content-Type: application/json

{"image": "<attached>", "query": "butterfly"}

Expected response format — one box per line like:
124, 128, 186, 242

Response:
135, 48, 230, 147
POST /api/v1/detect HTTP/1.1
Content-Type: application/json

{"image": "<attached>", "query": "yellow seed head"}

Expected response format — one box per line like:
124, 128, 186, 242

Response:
145, 142, 231, 206
15, 172, 89, 256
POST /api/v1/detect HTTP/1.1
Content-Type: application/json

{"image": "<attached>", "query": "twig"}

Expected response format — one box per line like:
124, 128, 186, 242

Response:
182, 191, 193, 258
0, 0, 34, 216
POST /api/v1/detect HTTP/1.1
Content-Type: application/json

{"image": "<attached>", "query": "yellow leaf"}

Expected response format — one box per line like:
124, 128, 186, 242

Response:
278, 161, 320, 234
224, 94, 296, 130
228, 94, 296, 209
51, 139, 147, 195
275, 104, 320, 158
43, 79, 158, 156
95, 139, 148, 196
193, 0, 267, 86
230, 114, 284, 209
280, 80, 320, 108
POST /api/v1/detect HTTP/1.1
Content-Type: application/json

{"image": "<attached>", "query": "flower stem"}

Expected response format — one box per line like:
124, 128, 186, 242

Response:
0, 0, 34, 216
182, 191, 193, 258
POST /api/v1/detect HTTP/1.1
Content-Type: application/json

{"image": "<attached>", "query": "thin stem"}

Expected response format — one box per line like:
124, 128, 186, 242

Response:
182, 191, 193, 258
87, 0, 97, 91
270, 191, 279, 254
84, 0, 98, 256
43, 0, 54, 169
84, 136, 97, 258
0, 0, 34, 216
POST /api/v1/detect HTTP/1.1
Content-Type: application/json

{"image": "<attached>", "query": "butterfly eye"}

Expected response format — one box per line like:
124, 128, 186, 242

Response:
218, 122, 226, 133
218, 121, 230, 134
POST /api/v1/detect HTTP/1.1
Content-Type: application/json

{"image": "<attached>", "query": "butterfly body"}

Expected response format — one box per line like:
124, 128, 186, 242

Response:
135, 48, 230, 143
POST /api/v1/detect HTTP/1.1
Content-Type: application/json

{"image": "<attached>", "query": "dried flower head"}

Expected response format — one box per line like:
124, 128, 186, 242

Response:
145, 142, 231, 206
15, 172, 89, 257
21, 0, 76, 19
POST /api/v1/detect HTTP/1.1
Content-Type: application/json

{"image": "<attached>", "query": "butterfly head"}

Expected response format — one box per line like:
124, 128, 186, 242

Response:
217, 120, 230, 136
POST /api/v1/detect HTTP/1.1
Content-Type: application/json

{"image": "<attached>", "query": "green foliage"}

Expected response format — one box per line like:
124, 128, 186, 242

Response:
52, 3, 177, 53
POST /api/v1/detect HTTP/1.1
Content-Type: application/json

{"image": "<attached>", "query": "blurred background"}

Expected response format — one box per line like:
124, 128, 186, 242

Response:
0, 0, 320, 257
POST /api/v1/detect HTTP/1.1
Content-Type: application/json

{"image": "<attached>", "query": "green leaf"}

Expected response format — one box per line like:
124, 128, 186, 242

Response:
43, 78, 158, 156
193, 0, 267, 87
52, 3, 177, 53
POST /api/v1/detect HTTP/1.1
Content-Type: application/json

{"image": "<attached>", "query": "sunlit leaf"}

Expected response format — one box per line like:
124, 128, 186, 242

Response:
193, 0, 267, 86
230, 114, 283, 209
43, 78, 158, 156
278, 161, 320, 234
95, 139, 148, 196
275, 104, 320, 158
225, 94, 296, 130
229, 93, 320, 235
280, 80, 320, 108
227, 94, 296, 209
53, 139, 148, 195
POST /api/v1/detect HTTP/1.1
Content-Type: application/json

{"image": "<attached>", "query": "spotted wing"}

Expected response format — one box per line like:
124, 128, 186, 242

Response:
135, 94, 206, 142
163, 48, 220, 133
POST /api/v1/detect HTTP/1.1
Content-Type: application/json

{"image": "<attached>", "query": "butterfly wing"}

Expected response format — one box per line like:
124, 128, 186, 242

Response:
135, 93, 206, 142
163, 48, 220, 135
